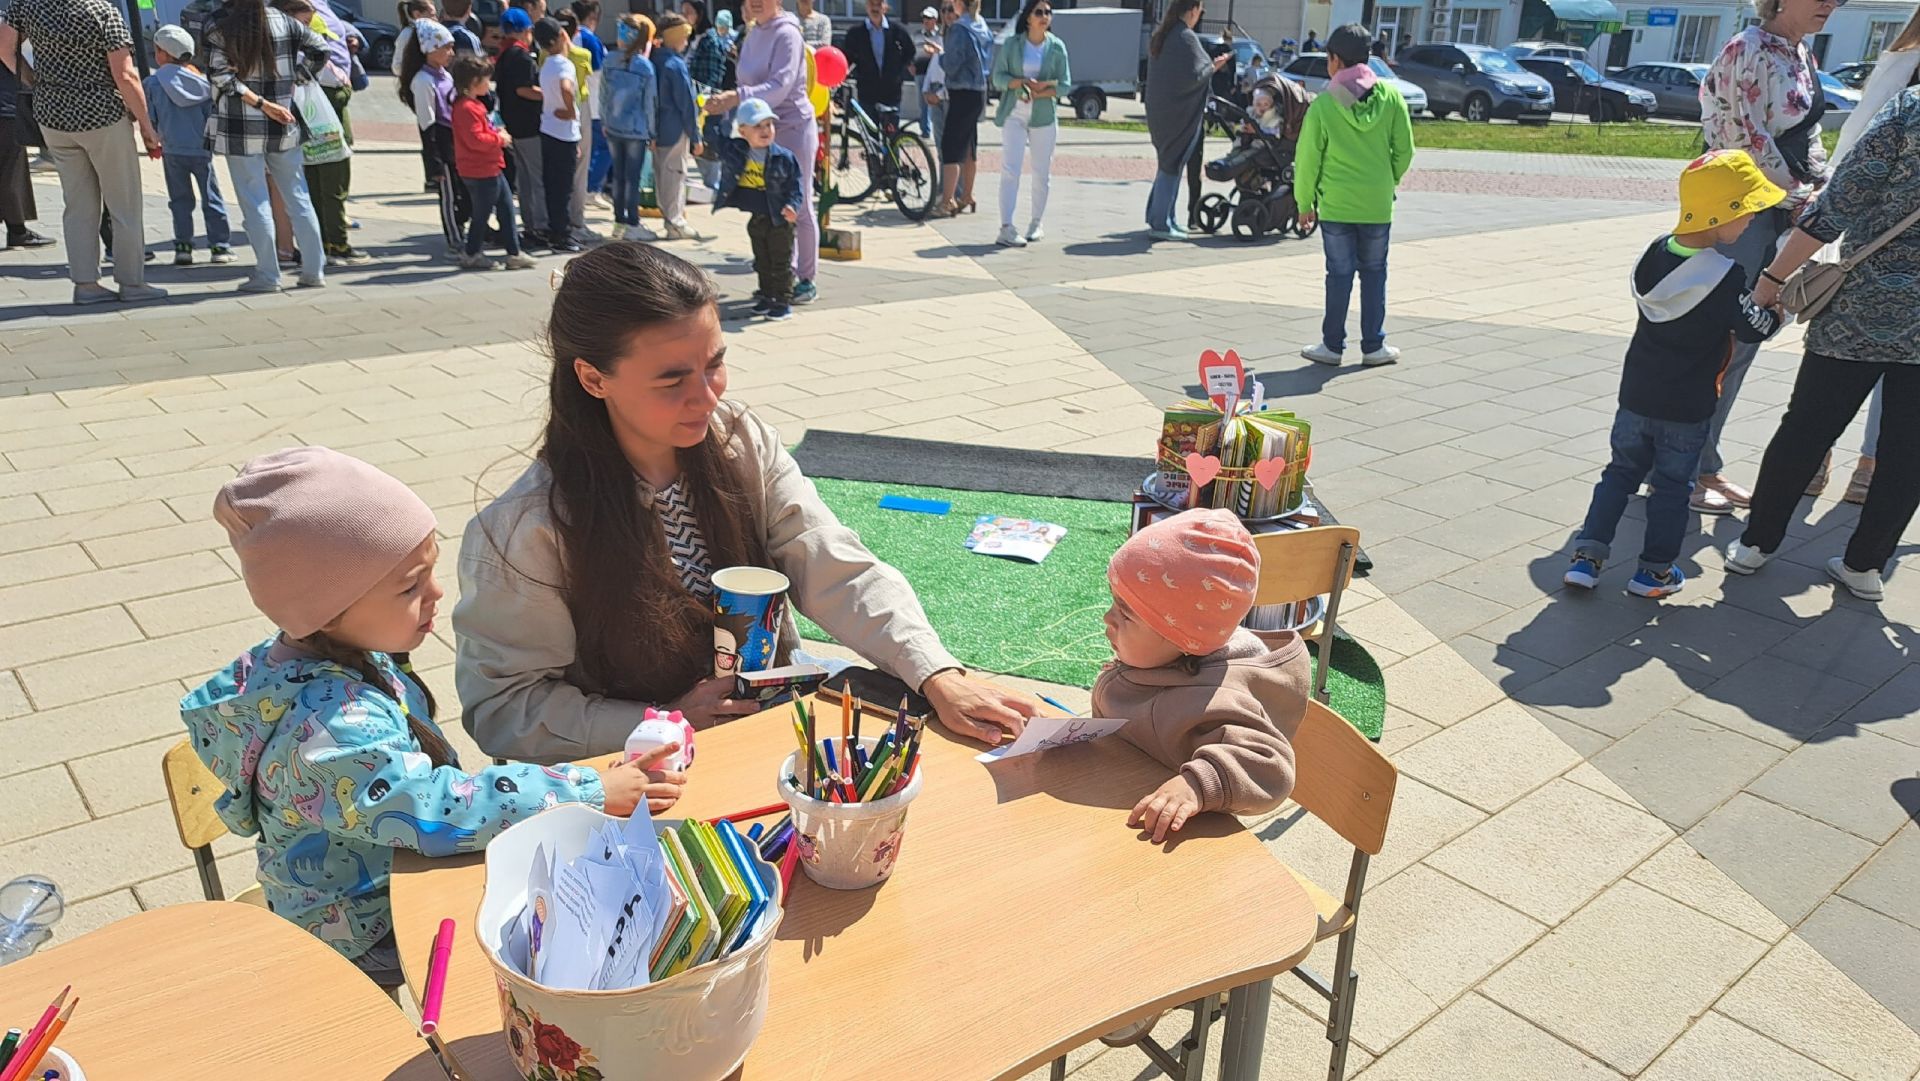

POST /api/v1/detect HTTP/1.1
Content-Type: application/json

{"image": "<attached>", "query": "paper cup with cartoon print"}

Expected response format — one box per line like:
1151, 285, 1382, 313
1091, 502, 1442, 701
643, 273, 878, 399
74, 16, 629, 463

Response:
712, 567, 790, 678
776, 741, 924, 890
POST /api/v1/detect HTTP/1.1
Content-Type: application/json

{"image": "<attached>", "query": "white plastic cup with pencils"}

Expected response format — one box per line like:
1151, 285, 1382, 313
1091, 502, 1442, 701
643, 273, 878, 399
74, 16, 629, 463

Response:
776, 735, 925, 891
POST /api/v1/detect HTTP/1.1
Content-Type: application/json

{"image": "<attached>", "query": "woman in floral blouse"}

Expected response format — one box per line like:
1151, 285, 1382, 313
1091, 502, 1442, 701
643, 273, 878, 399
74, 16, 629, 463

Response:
1731, 87, 1920, 602
1695, 0, 1836, 515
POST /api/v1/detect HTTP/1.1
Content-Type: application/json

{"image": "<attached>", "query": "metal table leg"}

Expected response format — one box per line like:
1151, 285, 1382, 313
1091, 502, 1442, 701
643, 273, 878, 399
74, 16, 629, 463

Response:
1218, 979, 1273, 1081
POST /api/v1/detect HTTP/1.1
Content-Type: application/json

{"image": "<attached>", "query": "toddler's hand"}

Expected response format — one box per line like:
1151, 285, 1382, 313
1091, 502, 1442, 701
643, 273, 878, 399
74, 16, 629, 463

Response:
781, 205, 798, 223
1129, 774, 1202, 842
595, 742, 680, 816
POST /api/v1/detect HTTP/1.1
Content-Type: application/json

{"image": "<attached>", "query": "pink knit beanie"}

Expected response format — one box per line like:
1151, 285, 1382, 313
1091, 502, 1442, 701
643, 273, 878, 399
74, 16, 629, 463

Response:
213, 447, 439, 639
1108, 509, 1260, 656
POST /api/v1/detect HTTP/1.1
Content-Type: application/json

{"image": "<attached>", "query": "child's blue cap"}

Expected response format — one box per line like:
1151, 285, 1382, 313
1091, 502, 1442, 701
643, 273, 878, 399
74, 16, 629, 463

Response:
501, 7, 532, 31
736, 97, 776, 127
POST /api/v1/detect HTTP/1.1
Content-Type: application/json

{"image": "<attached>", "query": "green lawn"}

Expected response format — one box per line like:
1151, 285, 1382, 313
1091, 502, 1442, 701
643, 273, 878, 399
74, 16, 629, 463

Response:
1062, 116, 1843, 161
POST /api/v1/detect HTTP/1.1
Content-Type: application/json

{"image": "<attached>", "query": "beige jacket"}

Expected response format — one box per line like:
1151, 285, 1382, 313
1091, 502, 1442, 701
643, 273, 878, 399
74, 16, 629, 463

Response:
1091, 628, 1307, 815
453, 400, 963, 763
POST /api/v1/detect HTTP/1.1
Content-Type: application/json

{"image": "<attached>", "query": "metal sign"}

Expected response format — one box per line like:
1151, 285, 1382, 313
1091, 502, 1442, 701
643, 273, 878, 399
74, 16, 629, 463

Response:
1626, 9, 1646, 24
1647, 7, 1679, 26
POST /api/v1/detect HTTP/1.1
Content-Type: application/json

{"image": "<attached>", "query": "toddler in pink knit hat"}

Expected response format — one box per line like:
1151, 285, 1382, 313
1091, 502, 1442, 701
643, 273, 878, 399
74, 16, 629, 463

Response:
1093, 509, 1309, 843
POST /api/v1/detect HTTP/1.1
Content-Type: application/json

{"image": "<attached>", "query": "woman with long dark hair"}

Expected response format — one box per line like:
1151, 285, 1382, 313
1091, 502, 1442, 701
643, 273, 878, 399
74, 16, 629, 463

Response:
1142, 0, 1225, 240
454, 244, 1040, 763
989, 0, 1068, 246
206, 0, 330, 290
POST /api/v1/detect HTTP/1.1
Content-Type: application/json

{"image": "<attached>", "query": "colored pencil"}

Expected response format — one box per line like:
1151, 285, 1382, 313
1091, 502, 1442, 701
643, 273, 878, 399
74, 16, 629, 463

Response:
841, 693, 853, 771
713, 802, 787, 824
778, 833, 801, 898
747, 822, 764, 842
1038, 693, 1078, 716
0, 1030, 19, 1076
0, 987, 65, 1081
5, 1000, 73, 1081
799, 699, 816, 799
419, 918, 455, 1035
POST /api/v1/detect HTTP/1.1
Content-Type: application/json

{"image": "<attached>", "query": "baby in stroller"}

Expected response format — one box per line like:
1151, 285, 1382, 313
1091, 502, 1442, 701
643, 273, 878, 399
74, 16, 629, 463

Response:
1195, 74, 1316, 241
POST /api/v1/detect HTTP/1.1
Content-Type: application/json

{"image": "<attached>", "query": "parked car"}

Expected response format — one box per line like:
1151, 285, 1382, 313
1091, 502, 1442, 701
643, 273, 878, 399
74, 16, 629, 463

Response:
1817, 69, 1860, 131
330, 0, 400, 69
1394, 42, 1556, 122
1279, 52, 1429, 116
1518, 56, 1656, 120
1608, 61, 1709, 121
1829, 60, 1874, 89
1504, 40, 1589, 62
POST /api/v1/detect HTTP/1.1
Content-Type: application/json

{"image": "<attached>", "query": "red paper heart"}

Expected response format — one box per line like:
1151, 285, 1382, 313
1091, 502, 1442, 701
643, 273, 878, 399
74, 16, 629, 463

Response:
1253, 457, 1288, 491
1184, 453, 1223, 490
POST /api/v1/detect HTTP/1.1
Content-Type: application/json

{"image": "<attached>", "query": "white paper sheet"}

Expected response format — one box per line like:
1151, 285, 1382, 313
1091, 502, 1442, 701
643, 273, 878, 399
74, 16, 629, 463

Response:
975, 715, 1130, 763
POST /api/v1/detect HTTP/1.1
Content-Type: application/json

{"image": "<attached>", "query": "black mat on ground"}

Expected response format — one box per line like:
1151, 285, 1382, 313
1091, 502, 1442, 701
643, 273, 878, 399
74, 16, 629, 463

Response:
791, 432, 1372, 574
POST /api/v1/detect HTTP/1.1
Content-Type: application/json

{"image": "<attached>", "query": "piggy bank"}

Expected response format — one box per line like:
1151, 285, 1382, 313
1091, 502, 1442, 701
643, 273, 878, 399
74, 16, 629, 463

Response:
625, 708, 696, 772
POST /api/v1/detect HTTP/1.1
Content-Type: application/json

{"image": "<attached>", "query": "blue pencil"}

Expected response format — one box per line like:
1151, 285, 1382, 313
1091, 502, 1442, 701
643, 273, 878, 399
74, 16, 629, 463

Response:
1039, 694, 1078, 716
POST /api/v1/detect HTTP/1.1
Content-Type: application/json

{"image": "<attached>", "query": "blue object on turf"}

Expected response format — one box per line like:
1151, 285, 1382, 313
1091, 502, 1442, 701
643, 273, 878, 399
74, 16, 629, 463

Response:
878, 494, 952, 515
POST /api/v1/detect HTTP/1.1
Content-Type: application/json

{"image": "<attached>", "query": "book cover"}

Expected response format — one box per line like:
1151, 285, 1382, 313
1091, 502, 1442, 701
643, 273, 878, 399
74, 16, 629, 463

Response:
965, 516, 1067, 564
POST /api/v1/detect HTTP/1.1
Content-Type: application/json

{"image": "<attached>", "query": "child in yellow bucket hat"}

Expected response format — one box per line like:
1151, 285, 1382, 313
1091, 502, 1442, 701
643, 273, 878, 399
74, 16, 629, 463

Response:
1562, 148, 1787, 600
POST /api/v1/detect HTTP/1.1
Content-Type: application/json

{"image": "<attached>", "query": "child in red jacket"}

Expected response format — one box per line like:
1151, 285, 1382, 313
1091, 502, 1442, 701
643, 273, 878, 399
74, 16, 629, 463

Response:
451, 55, 538, 271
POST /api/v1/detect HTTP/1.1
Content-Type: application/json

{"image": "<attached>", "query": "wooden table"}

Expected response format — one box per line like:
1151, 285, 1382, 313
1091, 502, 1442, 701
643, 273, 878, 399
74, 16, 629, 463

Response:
0, 902, 447, 1081
391, 701, 1318, 1081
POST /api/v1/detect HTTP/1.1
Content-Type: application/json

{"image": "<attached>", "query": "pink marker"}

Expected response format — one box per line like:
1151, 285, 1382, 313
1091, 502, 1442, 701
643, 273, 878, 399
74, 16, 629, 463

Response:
420, 918, 455, 1035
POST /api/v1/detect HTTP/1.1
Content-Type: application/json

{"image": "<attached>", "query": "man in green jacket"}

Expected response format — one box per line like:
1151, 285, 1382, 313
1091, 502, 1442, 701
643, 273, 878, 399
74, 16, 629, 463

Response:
1295, 23, 1414, 368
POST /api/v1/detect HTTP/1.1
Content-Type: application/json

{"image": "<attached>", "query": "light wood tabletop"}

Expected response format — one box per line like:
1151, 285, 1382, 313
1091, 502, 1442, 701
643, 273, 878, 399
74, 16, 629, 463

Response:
0, 902, 447, 1081
391, 699, 1318, 1081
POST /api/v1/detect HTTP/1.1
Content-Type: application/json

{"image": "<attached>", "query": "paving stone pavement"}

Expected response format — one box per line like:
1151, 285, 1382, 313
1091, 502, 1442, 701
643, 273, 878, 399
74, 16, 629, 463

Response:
2, 133, 1917, 1081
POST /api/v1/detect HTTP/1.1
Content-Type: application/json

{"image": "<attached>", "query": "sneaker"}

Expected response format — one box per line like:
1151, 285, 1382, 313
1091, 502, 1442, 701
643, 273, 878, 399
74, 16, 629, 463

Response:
1689, 486, 1734, 515
792, 280, 818, 305
326, 247, 374, 267
1564, 554, 1602, 590
294, 275, 325, 289
570, 226, 604, 246
750, 294, 774, 314
1628, 565, 1686, 598
118, 283, 169, 302
623, 223, 659, 241
763, 302, 793, 321
237, 279, 282, 294
664, 220, 705, 241
458, 252, 499, 271
549, 234, 583, 253
589, 193, 611, 210
278, 250, 300, 270
1362, 345, 1402, 367
72, 282, 119, 304
1724, 538, 1771, 575
995, 224, 1027, 247
1147, 226, 1189, 241
1301, 343, 1343, 366
520, 231, 549, 251
503, 252, 538, 270
1697, 474, 1751, 508
209, 245, 236, 264
1826, 556, 1885, 601
6, 229, 54, 247
173, 241, 194, 266
1026, 223, 1045, 243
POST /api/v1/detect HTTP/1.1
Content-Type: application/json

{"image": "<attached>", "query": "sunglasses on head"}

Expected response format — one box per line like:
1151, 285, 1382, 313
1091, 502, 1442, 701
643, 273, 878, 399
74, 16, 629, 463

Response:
1033, 5, 1051, 13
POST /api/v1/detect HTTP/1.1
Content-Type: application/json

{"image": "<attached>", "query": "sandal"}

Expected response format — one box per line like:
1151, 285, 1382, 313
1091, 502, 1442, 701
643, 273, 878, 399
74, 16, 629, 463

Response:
929, 200, 957, 219
1698, 473, 1751, 509
1844, 457, 1875, 505
959, 198, 977, 214
1806, 451, 1831, 497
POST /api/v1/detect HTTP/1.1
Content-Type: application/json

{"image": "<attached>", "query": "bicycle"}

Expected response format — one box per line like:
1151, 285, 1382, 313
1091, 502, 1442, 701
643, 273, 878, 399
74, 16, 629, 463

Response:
828, 86, 939, 221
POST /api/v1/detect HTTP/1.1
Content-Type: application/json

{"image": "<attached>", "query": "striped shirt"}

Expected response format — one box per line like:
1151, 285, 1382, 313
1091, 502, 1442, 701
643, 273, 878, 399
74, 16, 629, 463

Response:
654, 479, 714, 598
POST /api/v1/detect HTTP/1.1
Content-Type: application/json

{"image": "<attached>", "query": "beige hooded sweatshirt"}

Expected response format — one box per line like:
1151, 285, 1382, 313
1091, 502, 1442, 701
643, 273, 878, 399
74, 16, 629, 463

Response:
1091, 627, 1308, 815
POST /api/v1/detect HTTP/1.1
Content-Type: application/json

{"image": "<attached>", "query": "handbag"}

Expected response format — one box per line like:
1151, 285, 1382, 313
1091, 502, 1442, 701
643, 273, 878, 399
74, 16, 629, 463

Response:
15, 90, 44, 149
292, 80, 351, 165
1782, 200, 1920, 322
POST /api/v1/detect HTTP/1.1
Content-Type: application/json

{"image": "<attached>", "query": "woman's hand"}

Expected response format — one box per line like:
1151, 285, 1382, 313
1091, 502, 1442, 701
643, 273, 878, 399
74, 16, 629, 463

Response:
666, 675, 761, 728
1753, 275, 1783, 310
1212, 52, 1232, 70
1130, 774, 1202, 842
922, 669, 1037, 746
705, 89, 739, 114
594, 742, 682, 815
261, 100, 295, 125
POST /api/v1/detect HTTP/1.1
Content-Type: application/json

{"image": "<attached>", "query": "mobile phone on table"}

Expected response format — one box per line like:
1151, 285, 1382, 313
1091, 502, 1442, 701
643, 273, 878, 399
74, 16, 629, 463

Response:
817, 667, 934, 723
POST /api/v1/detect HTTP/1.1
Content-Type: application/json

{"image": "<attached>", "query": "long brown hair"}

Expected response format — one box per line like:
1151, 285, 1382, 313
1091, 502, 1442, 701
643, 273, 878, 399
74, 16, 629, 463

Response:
1150, 0, 1200, 58
534, 244, 766, 706
1889, 7, 1920, 53
294, 630, 457, 768
218, 0, 277, 82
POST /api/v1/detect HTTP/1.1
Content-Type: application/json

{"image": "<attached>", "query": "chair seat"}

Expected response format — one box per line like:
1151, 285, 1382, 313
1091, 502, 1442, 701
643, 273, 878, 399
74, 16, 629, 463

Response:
233, 883, 269, 909
1285, 864, 1354, 940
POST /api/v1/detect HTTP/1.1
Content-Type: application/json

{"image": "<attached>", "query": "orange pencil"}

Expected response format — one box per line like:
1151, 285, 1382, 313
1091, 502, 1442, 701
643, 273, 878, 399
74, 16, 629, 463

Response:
6, 999, 74, 1081
0, 988, 65, 1081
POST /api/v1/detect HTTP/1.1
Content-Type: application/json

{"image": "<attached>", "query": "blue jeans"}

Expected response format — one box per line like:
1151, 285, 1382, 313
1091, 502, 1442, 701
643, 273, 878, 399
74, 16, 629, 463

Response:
1320, 221, 1390, 354
1576, 408, 1709, 574
460, 173, 521, 257
162, 155, 230, 247
587, 118, 612, 194
607, 134, 649, 227
1145, 125, 1203, 232
927, 100, 947, 157
224, 147, 324, 287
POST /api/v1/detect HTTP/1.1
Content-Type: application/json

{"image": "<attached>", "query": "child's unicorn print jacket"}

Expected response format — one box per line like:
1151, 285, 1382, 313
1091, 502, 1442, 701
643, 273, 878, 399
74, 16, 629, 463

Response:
181, 636, 605, 962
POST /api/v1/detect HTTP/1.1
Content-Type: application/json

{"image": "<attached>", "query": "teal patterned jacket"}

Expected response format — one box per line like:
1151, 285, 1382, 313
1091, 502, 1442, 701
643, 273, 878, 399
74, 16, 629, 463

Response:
1800, 87, 1920, 364
181, 638, 605, 961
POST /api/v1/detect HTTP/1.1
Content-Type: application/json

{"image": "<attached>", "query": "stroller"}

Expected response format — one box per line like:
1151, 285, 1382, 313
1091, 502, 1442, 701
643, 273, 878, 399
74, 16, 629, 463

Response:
1193, 75, 1316, 242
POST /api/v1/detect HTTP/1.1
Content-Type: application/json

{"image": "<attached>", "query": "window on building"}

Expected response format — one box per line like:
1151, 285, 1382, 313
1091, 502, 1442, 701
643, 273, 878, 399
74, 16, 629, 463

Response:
1450, 6, 1498, 45
1671, 13, 1719, 63
1375, 5, 1420, 47
1865, 19, 1904, 60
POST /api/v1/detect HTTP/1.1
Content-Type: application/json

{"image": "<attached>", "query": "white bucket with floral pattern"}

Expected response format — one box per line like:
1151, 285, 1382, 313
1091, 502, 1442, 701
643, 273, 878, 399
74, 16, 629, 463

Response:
476, 803, 781, 1081
777, 740, 925, 890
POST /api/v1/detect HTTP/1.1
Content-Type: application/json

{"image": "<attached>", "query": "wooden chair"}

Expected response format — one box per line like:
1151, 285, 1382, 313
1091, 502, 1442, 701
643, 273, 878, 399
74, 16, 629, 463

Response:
161, 739, 267, 907
1047, 700, 1397, 1081
1250, 525, 1361, 705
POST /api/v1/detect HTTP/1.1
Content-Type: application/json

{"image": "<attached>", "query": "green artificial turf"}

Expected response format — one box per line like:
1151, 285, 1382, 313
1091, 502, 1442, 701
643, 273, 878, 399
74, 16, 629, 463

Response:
800, 478, 1387, 741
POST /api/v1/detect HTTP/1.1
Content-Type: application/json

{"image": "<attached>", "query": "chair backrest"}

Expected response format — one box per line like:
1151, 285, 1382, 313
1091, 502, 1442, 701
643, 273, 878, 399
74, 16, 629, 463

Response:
1290, 700, 1397, 856
162, 739, 230, 852
1251, 525, 1360, 607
